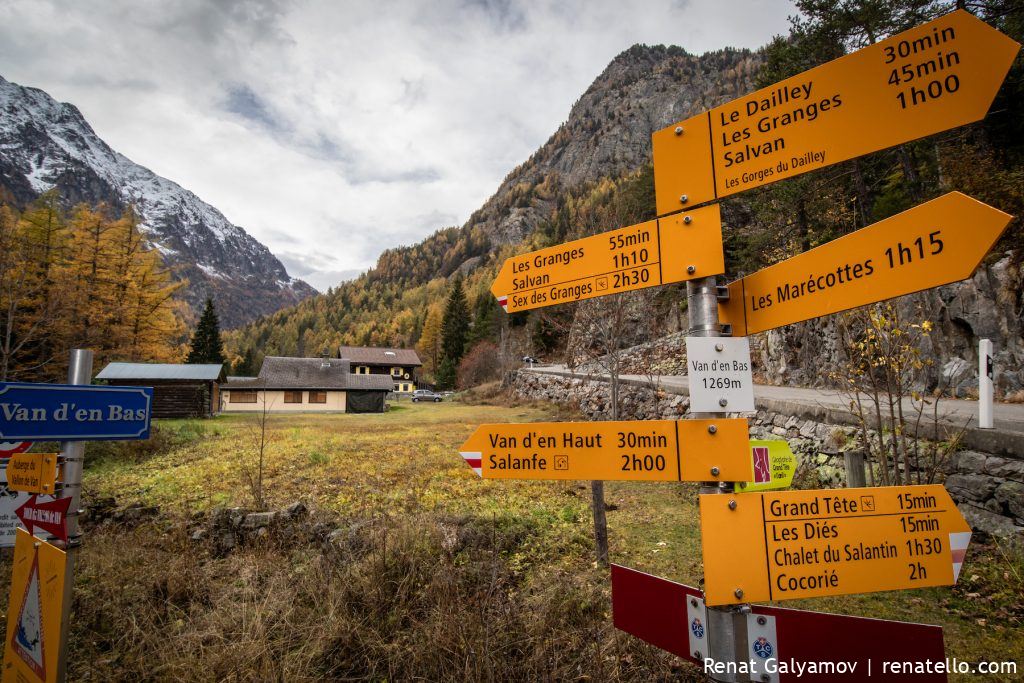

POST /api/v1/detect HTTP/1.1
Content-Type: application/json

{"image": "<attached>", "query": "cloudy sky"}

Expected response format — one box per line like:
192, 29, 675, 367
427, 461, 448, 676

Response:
1, 0, 794, 291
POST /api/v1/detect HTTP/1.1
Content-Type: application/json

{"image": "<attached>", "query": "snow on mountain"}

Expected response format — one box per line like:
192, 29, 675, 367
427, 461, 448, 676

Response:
0, 74, 315, 328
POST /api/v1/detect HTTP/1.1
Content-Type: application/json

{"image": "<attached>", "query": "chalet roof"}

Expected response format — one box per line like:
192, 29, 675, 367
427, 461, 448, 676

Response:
223, 357, 393, 392
97, 363, 224, 382
338, 345, 421, 367
344, 374, 401, 391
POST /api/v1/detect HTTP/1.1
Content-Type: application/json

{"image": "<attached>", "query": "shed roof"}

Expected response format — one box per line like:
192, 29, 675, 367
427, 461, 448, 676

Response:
97, 363, 224, 381
223, 357, 393, 392
338, 345, 421, 367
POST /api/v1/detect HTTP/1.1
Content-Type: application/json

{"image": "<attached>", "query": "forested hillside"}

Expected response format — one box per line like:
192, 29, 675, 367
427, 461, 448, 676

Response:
228, 0, 1024, 388
225, 42, 764, 375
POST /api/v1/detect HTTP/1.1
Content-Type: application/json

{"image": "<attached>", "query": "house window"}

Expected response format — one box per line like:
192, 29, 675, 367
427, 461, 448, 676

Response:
230, 391, 257, 403
284, 391, 303, 403
308, 391, 327, 404
391, 367, 402, 376
356, 366, 369, 375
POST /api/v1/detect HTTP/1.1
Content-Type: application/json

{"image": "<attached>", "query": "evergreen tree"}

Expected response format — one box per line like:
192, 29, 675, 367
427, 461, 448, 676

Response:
435, 354, 457, 391
186, 298, 226, 364
440, 276, 470, 361
233, 347, 258, 376
468, 291, 501, 347
437, 276, 470, 389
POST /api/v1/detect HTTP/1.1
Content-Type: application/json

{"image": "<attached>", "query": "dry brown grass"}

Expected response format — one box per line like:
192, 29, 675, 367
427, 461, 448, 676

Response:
64, 512, 690, 682
1, 402, 1016, 681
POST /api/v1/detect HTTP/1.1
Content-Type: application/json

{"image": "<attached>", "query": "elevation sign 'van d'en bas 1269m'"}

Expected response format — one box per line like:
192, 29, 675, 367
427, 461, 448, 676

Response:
459, 418, 752, 483
718, 192, 1012, 336
651, 10, 1020, 215
491, 204, 723, 313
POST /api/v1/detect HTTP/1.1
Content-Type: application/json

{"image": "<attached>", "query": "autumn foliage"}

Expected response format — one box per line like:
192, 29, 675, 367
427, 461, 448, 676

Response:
457, 341, 500, 389
0, 191, 184, 380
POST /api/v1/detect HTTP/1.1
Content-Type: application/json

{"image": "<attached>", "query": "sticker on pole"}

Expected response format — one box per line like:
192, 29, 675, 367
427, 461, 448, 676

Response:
2, 528, 65, 683
686, 337, 755, 412
736, 441, 797, 493
6, 453, 58, 495
0, 466, 56, 549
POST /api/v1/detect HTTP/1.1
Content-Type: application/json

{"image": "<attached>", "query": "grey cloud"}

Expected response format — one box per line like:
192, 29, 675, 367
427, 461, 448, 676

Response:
399, 77, 427, 109
131, 0, 296, 48
461, 0, 528, 33
276, 251, 364, 291
224, 84, 285, 131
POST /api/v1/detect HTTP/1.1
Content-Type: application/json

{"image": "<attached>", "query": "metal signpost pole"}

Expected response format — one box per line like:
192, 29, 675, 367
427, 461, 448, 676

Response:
56, 348, 92, 682
686, 277, 746, 682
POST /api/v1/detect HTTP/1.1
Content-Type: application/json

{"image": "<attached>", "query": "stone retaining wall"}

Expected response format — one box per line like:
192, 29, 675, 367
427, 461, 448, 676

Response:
512, 371, 1024, 538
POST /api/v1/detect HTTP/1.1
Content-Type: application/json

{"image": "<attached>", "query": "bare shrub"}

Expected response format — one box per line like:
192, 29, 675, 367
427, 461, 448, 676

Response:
833, 303, 967, 486
457, 340, 501, 388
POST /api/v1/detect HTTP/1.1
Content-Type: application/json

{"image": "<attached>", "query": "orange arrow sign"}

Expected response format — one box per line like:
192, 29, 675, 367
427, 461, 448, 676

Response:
652, 10, 1020, 215
700, 484, 972, 606
491, 204, 723, 313
718, 192, 1011, 336
459, 418, 751, 483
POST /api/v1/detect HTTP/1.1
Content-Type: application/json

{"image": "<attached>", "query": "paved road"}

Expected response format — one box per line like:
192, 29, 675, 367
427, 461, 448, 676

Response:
525, 364, 1024, 435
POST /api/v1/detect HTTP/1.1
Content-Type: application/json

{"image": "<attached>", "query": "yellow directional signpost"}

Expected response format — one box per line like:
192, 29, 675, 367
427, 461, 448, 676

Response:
491, 205, 723, 313
735, 440, 796, 494
2, 528, 66, 683
718, 192, 1011, 336
700, 484, 972, 606
6, 453, 58, 496
460, 418, 751, 482
471, 9, 1018, 677
651, 10, 1020, 214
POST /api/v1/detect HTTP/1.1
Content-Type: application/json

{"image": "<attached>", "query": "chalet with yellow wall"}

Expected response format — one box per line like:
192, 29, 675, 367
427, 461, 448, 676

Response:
339, 346, 422, 393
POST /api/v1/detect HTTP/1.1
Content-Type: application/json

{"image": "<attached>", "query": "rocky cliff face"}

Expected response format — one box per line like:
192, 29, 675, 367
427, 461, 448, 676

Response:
464, 45, 762, 245
0, 75, 315, 328
467, 45, 1021, 395
757, 255, 1024, 394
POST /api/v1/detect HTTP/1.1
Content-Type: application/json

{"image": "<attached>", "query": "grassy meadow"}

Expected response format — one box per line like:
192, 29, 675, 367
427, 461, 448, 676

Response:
3, 395, 1020, 681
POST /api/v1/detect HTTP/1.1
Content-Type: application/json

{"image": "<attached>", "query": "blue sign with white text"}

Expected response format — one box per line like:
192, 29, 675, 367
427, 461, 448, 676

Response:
0, 383, 152, 441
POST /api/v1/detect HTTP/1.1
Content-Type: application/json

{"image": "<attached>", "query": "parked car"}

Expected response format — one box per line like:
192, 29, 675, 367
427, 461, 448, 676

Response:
411, 389, 443, 402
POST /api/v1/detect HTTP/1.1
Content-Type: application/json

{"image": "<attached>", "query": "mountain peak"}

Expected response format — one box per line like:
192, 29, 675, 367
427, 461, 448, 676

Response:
0, 74, 315, 328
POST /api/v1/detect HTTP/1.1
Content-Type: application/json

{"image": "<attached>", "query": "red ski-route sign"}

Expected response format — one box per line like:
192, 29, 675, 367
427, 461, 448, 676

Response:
15, 496, 72, 543
611, 564, 948, 681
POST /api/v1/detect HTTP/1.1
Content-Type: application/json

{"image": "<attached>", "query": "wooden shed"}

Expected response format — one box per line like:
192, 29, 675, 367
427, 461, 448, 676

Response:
96, 363, 225, 418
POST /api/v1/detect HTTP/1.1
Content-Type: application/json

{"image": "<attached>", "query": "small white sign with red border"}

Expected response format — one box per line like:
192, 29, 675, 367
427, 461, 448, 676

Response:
0, 442, 31, 458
